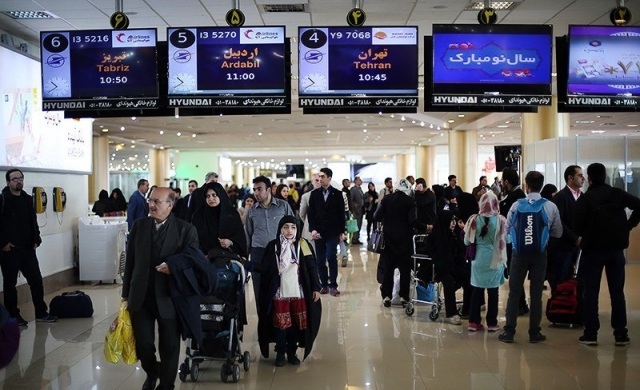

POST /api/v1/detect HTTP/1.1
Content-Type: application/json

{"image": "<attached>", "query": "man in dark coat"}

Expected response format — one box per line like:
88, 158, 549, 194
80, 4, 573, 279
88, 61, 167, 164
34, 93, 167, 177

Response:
122, 187, 199, 390
551, 165, 585, 289
0, 169, 57, 326
574, 162, 640, 346
498, 167, 529, 315
308, 168, 346, 296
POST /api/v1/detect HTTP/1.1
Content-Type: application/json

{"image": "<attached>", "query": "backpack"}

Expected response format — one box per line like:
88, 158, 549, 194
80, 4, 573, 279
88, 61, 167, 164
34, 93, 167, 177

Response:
509, 198, 549, 255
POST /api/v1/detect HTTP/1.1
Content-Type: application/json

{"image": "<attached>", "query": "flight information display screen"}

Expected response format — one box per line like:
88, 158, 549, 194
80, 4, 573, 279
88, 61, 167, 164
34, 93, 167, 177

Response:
40, 28, 159, 111
167, 26, 287, 109
298, 26, 418, 112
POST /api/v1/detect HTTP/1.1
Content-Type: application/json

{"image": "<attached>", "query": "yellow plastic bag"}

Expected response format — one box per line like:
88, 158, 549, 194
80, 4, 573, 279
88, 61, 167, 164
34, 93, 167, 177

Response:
104, 302, 138, 364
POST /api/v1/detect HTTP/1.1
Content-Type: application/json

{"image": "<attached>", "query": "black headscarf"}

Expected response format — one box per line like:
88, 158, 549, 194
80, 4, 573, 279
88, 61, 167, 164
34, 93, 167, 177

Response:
110, 188, 127, 211
193, 182, 247, 257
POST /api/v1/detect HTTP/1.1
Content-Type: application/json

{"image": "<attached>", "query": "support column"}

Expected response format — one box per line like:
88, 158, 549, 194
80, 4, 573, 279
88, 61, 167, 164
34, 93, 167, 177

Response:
415, 145, 437, 186
149, 149, 170, 187
395, 154, 409, 182
521, 96, 570, 164
234, 163, 244, 186
448, 130, 478, 192
88, 135, 109, 203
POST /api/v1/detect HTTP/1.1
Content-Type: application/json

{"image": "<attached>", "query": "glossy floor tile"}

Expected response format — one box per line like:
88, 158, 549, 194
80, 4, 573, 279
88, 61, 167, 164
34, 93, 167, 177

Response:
1, 245, 639, 390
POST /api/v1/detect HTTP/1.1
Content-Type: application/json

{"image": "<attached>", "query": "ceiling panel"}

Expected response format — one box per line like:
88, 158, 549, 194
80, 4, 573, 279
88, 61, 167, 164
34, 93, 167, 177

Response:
0, 0, 636, 169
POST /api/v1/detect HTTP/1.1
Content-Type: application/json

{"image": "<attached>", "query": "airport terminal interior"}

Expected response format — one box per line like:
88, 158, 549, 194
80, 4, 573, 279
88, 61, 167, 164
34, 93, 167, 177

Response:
1, 0, 640, 389
0, 247, 639, 390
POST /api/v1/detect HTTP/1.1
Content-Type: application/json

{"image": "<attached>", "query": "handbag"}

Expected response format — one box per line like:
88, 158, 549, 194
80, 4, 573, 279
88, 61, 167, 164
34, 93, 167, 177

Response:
465, 242, 477, 261
346, 217, 358, 233
367, 223, 385, 253
49, 290, 94, 318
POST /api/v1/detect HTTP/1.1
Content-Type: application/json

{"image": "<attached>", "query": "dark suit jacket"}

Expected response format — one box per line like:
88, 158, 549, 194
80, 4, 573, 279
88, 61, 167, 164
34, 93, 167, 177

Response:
552, 186, 580, 251
307, 186, 346, 238
126, 190, 148, 230
122, 215, 199, 319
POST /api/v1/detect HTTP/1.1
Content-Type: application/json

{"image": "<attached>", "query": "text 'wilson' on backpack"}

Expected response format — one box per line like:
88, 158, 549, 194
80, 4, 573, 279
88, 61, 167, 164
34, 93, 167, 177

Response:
509, 198, 549, 255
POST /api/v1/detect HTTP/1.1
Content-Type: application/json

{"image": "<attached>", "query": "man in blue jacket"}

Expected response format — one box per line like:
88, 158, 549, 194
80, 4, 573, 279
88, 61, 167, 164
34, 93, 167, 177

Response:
127, 178, 150, 230
574, 162, 640, 346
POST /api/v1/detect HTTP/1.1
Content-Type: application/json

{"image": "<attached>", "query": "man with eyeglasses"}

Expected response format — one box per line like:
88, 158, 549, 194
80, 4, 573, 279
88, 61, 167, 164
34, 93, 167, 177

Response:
0, 169, 57, 326
127, 178, 150, 231
245, 175, 293, 309
122, 187, 198, 390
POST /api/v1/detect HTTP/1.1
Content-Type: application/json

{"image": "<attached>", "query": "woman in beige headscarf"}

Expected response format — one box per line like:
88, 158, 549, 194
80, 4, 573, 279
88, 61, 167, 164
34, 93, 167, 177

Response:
463, 191, 508, 332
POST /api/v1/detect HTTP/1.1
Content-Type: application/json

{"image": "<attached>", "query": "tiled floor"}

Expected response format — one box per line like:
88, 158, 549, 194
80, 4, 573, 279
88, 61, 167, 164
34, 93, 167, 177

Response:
1, 244, 639, 390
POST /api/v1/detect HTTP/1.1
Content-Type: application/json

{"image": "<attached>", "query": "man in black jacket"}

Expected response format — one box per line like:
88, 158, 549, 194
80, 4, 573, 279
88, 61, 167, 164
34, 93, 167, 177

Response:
498, 167, 529, 315
0, 169, 57, 326
551, 165, 585, 289
414, 177, 436, 230
308, 168, 346, 296
574, 162, 640, 346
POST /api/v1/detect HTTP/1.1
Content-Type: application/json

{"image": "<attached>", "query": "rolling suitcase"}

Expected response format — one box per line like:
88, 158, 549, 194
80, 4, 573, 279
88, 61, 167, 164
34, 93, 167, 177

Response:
49, 291, 94, 318
545, 250, 582, 326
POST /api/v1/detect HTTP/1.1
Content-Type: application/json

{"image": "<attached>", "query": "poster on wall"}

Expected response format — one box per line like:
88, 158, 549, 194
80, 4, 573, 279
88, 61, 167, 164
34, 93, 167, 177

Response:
0, 44, 92, 173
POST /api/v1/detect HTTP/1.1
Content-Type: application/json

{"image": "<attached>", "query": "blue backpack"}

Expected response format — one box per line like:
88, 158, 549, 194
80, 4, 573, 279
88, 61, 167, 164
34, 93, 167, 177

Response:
509, 198, 549, 255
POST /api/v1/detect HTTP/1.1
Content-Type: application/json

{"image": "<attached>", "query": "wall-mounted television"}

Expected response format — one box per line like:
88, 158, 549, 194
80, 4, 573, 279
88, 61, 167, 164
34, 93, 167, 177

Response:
40, 29, 159, 111
298, 26, 418, 113
558, 25, 640, 111
166, 26, 289, 113
425, 24, 553, 112
494, 145, 521, 172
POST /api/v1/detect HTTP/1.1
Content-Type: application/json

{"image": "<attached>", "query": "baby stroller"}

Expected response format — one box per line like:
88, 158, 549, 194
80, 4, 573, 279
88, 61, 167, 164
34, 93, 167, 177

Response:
178, 253, 250, 383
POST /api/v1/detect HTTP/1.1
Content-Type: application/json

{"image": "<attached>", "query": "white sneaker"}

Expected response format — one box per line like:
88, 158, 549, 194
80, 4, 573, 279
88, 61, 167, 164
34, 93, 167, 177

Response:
445, 315, 462, 325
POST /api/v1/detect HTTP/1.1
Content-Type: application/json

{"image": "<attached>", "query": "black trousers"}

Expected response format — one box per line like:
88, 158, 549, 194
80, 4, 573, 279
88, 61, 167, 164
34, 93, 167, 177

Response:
0, 247, 48, 317
130, 297, 180, 389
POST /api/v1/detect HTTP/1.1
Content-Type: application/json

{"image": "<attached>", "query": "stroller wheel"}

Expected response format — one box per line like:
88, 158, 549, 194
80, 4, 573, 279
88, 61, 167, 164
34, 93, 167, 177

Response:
221, 363, 230, 383
232, 364, 241, 383
405, 303, 415, 316
242, 351, 251, 371
178, 362, 188, 382
190, 362, 199, 382
429, 305, 439, 321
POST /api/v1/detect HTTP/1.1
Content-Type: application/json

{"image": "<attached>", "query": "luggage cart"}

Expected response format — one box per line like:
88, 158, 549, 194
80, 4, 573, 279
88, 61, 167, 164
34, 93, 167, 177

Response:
405, 234, 442, 320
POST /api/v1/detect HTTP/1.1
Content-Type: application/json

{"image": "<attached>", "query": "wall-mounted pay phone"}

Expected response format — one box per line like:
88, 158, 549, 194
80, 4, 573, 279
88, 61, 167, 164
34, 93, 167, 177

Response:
32, 187, 47, 214
53, 187, 66, 212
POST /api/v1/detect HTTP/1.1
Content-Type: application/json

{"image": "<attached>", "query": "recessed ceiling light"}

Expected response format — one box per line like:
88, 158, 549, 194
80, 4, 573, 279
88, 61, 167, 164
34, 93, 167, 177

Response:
591, 130, 606, 134
192, 134, 197, 138
2, 10, 58, 19
400, 128, 404, 132
497, 125, 509, 128
627, 124, 638, 127
102, 128, 109, 133
176, 132, 181, 136
458, 114, 465, 118
465, 2, 516, 11
258, 132, 263, 136
448, 119, 455, 123
159, 130, 164, 135
326, 130, 331, 134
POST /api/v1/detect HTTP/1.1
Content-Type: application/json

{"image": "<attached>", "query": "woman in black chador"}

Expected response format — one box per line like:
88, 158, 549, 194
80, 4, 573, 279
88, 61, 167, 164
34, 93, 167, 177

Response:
191, 182, 247, 258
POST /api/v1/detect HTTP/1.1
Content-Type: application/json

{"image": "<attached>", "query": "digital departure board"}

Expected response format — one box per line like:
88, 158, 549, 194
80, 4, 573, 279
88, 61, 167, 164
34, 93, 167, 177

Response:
426, 24, 553, 111
40, 29, 159, 111
298, 26, 418, 113
167, 26, 288, 110
562, 25, 640, 110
